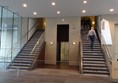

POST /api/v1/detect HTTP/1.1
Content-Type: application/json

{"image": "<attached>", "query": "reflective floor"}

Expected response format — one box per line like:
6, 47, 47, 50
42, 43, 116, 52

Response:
0, 68, 115, 83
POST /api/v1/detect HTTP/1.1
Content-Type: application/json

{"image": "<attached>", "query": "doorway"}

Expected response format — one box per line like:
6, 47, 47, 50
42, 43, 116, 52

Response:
57, 24, 69, 65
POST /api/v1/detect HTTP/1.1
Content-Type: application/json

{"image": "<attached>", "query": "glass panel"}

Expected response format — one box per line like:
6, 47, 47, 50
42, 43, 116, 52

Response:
0, 8, 13, 68
0, 6, 3, 68
12, 14, 21, 60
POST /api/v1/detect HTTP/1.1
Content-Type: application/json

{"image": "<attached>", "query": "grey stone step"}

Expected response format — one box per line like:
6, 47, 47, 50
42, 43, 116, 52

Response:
83, 55, 104, 58
20, 51, 38, 54
83, 50, 102, 53
83, 58, 105, 61
83, 49, 102, 51
19, 53, 36, 56
83, 63, 107, 67
83, 66, 108, 71
83, 61, 106, 64
17, 55, 35, 58
8, 66, 29, 70
15, 58, 34, 61
83, 70, 109, 75
13, 60, 32, 63
83, 53, 103, 55
11, 63, 31, 66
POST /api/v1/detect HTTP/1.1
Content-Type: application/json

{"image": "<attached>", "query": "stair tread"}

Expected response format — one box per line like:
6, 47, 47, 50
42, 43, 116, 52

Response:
83, 61, 106, 64
83, 67, 108, 70
13, 60, 32, 63
11, 63, 31, 66
83, 70, 109, 74
83, 63, 107, 66
8, 66, 29, 69
15, 58, 34, 61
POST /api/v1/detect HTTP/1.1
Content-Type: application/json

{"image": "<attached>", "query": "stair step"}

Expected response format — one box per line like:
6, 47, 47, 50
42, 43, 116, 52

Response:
11, 63, 31, 66
8, 66, 29, 70
83, 56, 103, 58
83, 70, 109, 75
20, 51, 38, 54
17, 56, 35, 58
19, 53, 36, 56
13, 60, 32, 63
82, 42, 100, 44
83, 58, 105, 61
83, 49, 102, 51
83, 51, 102, 53
15, 58, 34, 61
83, 63, 107, 67
83, 53, 103, 55
83, 61, 106, 64
83, 67, 108, 71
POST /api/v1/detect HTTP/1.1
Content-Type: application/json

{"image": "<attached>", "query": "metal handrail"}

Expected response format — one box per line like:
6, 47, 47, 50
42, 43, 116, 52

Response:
5, 22, 39, 63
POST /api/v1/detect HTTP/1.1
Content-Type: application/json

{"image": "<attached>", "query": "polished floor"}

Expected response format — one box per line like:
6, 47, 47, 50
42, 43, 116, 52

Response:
0, 68, 115, 83
0, 62, 117, 83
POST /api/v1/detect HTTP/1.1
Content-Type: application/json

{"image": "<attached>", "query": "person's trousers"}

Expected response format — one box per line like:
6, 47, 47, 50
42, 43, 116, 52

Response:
89, 35, 95, 50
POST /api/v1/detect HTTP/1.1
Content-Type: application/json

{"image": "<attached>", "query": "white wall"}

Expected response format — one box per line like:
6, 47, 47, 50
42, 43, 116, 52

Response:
45, 17, 81, 65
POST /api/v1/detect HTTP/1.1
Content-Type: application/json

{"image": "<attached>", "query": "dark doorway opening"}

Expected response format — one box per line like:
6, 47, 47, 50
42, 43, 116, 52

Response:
57, 24, 69, 66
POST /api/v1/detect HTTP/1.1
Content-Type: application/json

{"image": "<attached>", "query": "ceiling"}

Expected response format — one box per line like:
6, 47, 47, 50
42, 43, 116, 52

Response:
0, 0, 118, 18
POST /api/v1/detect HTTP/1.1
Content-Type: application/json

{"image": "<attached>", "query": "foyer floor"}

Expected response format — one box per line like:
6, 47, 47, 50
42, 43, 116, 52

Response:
0, 68, 116, 83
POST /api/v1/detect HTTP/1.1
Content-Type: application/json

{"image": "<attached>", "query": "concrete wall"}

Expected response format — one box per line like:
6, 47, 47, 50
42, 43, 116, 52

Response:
45, 17, 81, 65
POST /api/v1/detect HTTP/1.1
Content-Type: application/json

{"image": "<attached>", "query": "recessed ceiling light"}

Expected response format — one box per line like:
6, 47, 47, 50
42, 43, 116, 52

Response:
82, 10, 86, 13
33, 12, 37, 15
110, 9, 114, 12
83, 1, 87, 4
52, 2, 56, 6
57, 11, 60, 14
23, 3, 27, 7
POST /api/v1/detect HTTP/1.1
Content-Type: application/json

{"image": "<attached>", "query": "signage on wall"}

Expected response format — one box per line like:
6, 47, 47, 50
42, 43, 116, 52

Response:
101, 19, 112, 45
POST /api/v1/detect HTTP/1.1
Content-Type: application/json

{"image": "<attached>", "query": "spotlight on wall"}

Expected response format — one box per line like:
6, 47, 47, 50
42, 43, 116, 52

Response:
50, 42, 53, 45
73, 42, 76, 45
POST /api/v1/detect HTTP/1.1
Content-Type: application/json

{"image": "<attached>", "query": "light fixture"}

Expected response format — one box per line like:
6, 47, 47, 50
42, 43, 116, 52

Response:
82, 10, 86, 13
110, 8, 114, 12
73, 42, 76, 45
50, 42, 53, 45
23, 3, 27, 7
33, 12, 37, 15
57, 11, 60, 14
92, 21, 95, 25
52, 2, 56, 6
62, 19, 64, 21
83, 1, 87, 4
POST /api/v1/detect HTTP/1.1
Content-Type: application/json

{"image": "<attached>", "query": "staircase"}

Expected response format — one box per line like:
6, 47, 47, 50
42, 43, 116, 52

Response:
7, 30, 44, 70
81, 29, 109, 76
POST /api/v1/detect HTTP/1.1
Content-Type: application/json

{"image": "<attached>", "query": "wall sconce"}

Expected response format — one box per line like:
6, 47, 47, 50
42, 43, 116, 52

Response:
73, 42, 76, 45
50, 42, 53, 45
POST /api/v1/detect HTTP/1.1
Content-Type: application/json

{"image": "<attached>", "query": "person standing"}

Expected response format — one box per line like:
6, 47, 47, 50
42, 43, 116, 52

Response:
87, 27, 97, 50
